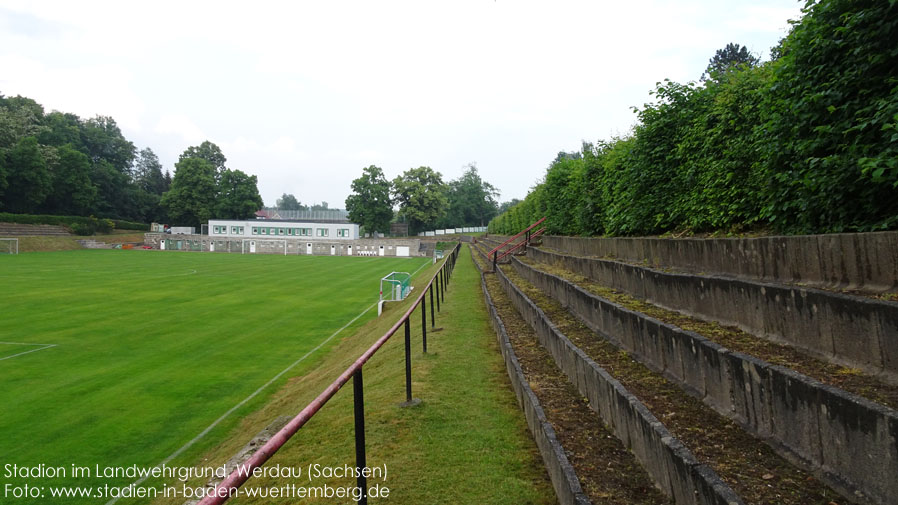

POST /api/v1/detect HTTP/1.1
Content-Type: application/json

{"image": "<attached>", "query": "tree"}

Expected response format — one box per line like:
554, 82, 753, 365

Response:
392, 166, 448, 234
38, 111, 82, 149
345, 165, 393, 234
46, 144, 96, 215
703, 43, 760, 81
179, 141, 227, 179
3, 136, 51, 213
81, 116, 136, 175
310, 202, 329, 211
0, 95, 46, 149
160, 157, 217, 228
134, 147, 166, 195
276, 193, 306, 211
216, 169, 263, 219
443, 164, 499, 227
0, 151, 7, 204
498, 199, 521, 214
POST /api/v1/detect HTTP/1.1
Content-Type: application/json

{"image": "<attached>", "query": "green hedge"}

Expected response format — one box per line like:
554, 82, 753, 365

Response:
490, 0, 898, 237
0, 213, 148, 234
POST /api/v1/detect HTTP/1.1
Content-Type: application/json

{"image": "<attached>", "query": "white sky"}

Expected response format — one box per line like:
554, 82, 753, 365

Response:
0, 0, 802, 208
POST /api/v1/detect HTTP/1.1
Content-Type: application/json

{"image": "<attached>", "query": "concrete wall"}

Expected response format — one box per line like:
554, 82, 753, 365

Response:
528, 246, 898, 381
144, 233, 426, 257
489, 260, 742, 505
510, 256, 898, 505
538, 232, 898, 293
473, 255, 591, 505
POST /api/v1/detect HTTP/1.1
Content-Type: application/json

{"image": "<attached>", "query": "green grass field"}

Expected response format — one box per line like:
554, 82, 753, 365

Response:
0, 250, 431, 504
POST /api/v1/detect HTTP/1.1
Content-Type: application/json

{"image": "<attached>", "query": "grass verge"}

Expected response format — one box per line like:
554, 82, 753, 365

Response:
150, 244, 555, 505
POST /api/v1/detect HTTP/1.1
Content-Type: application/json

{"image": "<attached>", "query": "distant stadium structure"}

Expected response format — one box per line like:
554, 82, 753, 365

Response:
207, 219, 360, 240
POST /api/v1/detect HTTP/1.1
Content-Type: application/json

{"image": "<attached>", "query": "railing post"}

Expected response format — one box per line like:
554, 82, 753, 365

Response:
421, 298, 427, 353
404, 318, 412, 402
353, 369, 368, 505
429, 282, 435, 327
435, 275, 441, 312
440, 268, 445, 302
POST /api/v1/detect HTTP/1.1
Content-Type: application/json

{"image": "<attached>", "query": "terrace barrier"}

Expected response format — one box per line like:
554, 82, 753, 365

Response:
196, 242, 461, 505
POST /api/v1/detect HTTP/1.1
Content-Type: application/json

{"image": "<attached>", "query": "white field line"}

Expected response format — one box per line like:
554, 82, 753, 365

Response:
410, 257, 432, 278
106, 259, 435, 504
0, 342, 57, 362
105, 299, 380, 505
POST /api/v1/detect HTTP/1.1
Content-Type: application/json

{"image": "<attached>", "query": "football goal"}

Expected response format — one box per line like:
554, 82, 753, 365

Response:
378, 271, 412, 316
0, 238, 18, 255
380, 271, 412, 302
242, 239, 287, 255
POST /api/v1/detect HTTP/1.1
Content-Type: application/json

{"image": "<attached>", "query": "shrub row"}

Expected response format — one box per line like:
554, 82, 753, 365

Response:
490, 0, 898, 236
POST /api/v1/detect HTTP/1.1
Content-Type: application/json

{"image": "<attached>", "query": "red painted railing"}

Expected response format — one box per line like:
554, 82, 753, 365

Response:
197, 243, 461, 505
495, 227, 545, 263
486, 217, 545, 262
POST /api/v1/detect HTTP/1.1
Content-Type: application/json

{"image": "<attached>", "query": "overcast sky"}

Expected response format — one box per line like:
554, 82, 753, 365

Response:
0, 0, 802, 209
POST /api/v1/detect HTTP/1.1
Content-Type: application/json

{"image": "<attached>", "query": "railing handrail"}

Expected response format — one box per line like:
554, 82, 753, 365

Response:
496, 227, 545, 262
197, 242, 461, 505
486, 217, 546, 260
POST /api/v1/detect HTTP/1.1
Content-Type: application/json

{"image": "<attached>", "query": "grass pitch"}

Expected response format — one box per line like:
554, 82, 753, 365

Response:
0, 250, 430, 503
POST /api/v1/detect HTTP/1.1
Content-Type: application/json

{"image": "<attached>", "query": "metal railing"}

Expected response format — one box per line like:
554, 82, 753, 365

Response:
494, 227, 545, 264
486, 217, 545, 263
197, 242, 461, 505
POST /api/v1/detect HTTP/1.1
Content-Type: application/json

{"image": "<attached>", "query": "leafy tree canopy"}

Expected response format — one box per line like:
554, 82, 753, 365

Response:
46, 144, 96, 216
134, 147, 167, 195
442, 163, 499, 227
392, 166, 447, 234
703, 43, 760, 81
3, 136, 51, 213
216, 169, 263, 220
276, 193, 307, 211
345, 165, 393, 234
160, 157, 217, 228
179, 141, 227, 177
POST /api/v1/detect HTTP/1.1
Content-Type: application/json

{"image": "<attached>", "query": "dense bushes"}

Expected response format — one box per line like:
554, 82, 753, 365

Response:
0, 212, 148, 234
490, 0, 898, 236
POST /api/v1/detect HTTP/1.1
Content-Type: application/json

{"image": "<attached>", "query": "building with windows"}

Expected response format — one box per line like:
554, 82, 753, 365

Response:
207, 219, 360, 240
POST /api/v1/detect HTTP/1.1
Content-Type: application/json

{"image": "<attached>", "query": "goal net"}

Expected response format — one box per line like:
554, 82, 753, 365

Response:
242, 239, 288, 255
380, 271, 412, 302
0, 238, 18, 255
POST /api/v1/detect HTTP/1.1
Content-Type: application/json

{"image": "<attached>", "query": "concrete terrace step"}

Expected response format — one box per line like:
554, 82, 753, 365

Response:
527, 245, 898, 382
471, 244, 736, 505
0, 223, 71, 236
537, 233, 898, 294
507, 254, 897, 505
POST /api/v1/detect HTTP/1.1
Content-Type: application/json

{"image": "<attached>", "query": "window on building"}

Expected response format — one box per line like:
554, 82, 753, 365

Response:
317, 228, 328, 237
278, 228, 285, 235
238, 226, 244, 234
337, 228, 350, 237
261, 228, 267, 235
231, 226, 238, 234
269, 227, 276, 235
252, 227, 259, 235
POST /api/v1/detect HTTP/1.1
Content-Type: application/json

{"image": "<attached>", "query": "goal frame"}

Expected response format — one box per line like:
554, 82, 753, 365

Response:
242, 238, 287, 255
380, 271, 412, 302
0, 238, 18, 255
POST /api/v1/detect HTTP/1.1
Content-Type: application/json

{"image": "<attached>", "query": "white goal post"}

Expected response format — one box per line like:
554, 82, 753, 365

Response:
0, 238, 18, 255
241, 238, 287, 255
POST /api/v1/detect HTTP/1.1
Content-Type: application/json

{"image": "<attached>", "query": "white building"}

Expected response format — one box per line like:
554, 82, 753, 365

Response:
207, 219, 360, 240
